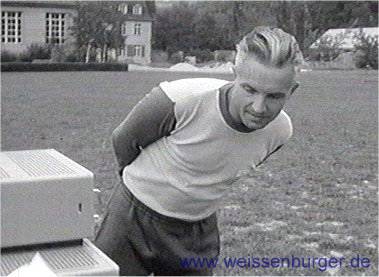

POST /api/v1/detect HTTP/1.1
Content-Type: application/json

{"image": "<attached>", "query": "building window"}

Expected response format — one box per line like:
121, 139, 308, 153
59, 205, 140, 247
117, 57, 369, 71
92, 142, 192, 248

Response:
121, 23, 127, 35
127, 45, 145, 57
132, 4, 143, 15
135, 45, 144, 56
134, 23, 141, 35
1, 11, 22, 43
118, 3, 128, 15
46, 13, 65, 44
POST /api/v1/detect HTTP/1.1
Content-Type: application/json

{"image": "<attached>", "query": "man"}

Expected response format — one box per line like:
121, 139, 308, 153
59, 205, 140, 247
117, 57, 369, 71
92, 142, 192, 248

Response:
95, 26, 300, 275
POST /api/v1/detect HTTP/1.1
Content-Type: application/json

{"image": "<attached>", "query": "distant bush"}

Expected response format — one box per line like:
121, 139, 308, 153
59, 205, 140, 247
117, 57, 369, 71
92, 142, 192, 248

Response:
50, 44, 81, 63
1, 62, 128, 72
1, 50, 17, 62
65, 53, 80, 62
188, 48, 213, 63
151, 50, 169, 63
1, 62, 128, 71
19, 44, 52, 62
353, 32, 378, 69
50, 45, 73, 62
214, 50, 236, 63
308, 34, 346, 61
168, 51, 184, 64
50, 45, 64, 62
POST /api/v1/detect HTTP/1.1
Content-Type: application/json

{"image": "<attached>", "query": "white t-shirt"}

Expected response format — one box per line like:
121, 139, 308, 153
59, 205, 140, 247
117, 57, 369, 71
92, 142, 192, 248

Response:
122, 78, 293, 221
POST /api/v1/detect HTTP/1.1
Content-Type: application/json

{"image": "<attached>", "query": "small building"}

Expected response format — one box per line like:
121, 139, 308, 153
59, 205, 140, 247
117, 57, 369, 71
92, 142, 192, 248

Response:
114, 1, 154, 64
1, 1, 77, 55
310, 27, 378, 50
309, 27, 378, 69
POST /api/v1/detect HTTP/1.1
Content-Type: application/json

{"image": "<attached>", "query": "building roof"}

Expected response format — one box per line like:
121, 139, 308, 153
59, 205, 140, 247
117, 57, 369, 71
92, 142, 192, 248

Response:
117, 1, 154, 21
310, 27, 378, 50
1, 1, 154, 21
1, 1, 77, 9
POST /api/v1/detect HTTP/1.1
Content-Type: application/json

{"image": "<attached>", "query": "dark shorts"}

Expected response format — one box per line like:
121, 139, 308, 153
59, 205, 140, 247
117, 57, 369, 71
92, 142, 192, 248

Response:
94, 182, 220, 276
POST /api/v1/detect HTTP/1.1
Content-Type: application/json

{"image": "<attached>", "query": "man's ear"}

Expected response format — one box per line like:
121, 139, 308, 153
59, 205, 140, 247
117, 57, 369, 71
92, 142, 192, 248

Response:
289, 82, 299, 95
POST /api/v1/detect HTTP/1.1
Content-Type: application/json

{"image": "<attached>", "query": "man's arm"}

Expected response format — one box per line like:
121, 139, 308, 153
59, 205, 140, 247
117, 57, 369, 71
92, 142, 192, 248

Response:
255, 110, 293, 167
112, 86, 176, 176
255, 144, 283, 168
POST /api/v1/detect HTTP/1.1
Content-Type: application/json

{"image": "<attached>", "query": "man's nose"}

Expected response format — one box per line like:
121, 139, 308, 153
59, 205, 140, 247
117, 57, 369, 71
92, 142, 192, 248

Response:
251, 94, 267, 114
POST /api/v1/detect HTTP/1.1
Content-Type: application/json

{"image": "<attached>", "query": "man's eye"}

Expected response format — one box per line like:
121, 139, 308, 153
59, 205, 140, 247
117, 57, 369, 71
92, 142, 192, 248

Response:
268, 93, 284, 99
242, 85, 256, 94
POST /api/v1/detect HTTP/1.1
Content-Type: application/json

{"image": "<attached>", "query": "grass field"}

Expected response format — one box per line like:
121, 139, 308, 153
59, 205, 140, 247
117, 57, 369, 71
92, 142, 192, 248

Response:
2, 70, 378, 275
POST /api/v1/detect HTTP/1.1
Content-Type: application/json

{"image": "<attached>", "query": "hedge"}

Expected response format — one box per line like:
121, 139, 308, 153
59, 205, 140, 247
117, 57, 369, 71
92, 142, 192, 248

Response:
1, 62, 128, 72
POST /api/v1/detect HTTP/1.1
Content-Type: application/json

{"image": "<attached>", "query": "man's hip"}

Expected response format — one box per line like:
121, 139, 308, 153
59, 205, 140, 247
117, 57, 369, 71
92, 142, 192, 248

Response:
94, 181, 220, 275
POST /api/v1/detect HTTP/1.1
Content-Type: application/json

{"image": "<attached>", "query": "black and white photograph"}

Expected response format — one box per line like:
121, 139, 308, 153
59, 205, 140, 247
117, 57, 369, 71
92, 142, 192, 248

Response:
0, 0, 378, 276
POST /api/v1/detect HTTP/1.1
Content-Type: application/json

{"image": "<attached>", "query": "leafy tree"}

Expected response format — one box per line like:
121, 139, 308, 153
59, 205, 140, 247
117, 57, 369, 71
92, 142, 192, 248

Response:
153, 2, 197, 55
153, 0, 377, 60
153, 1, 274, 55
70, 1, 125, 62
353, 31, 378, 69
308, 33, 348, 61
273, 1, 378, 55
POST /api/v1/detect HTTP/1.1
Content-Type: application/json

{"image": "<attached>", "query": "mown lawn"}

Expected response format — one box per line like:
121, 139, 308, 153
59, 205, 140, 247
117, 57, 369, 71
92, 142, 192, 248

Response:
2, 70, 378, 275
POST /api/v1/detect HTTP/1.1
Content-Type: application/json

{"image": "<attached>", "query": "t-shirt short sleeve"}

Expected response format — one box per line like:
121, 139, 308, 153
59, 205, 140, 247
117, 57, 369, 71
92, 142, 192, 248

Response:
159, 78, 229, 131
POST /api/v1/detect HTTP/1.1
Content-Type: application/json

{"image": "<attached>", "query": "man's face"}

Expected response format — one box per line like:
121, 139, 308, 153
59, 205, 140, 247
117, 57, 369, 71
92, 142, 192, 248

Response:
229, 57, 297, 130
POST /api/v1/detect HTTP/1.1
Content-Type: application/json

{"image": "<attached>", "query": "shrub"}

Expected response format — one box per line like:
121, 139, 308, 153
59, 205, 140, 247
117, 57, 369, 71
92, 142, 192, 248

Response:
65, 53, 80, 62
50, 43, 80, 63
1, 50, 17, 62
50, 45, 65, 62
1, 62, 128, 72
353, 31, 378, 69
188, 48, 213, 63
214, 50, 236, 63
168, 51, 184, 64
308, 34, 346, 61
151, 50, 169, 63
19, 43, 51, 62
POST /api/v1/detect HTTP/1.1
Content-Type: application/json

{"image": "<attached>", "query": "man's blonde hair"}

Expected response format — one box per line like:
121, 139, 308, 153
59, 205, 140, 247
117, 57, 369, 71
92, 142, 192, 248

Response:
235, 26, 300, 69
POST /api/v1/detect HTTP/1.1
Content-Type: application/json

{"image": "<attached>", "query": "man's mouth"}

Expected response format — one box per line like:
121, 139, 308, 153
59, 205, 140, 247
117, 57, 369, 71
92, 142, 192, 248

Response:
245, 111, 268, 120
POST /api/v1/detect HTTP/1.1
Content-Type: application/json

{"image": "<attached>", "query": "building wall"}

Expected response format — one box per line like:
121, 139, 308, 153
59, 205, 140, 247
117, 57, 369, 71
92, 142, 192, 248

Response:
118, 21, 152, 64
1, 6, 77, 54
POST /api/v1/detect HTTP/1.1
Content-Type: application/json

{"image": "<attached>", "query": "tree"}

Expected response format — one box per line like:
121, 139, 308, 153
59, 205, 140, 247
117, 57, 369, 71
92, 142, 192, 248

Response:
153, 1, 274, 53
272, 1, 378, 55
353, 30, 378, 69
152, 1, 378, 60
70, 1, 125, 62
153, 2, 198, 55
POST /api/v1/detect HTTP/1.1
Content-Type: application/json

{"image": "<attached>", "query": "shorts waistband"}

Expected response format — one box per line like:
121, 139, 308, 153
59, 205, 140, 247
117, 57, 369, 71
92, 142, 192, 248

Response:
119, 181, 216, 226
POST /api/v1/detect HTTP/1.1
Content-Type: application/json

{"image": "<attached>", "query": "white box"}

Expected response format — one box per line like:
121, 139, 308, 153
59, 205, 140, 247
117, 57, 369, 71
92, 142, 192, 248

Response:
0, 238, 119, 276
0, 149, 95, 248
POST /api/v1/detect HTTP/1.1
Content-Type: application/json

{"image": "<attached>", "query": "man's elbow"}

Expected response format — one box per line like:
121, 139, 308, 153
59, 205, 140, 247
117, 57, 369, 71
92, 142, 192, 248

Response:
111, 127, 122, 153
111, 127, 125, 170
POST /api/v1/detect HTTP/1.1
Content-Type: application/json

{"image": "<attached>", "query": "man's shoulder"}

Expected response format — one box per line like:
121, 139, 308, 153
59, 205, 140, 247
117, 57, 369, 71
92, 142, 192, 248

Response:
159, 78, 229, 103
268, 110, 293, 142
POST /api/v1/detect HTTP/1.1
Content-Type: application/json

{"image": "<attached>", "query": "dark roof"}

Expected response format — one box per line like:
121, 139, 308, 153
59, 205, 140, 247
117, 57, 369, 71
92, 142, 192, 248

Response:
116, 1, 154, 21
1, 1, 77, 9
122, 14, 154, 22
1, 1, 155, 21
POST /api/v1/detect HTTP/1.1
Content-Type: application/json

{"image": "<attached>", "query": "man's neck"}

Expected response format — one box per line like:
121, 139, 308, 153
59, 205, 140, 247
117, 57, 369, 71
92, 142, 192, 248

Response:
219, 83, 255, 133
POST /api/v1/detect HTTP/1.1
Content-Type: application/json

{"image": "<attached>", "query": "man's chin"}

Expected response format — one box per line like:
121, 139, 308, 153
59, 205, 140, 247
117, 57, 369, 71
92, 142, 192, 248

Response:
242, 113, 279, 130
242, 120, 267, 130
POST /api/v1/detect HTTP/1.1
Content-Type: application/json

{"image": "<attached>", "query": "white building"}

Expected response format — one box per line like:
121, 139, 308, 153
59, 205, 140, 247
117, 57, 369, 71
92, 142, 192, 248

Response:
1, 1, 77, 54
115, 1, 154, 64
1, 1, 154, 64
310, 27, 378, 50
